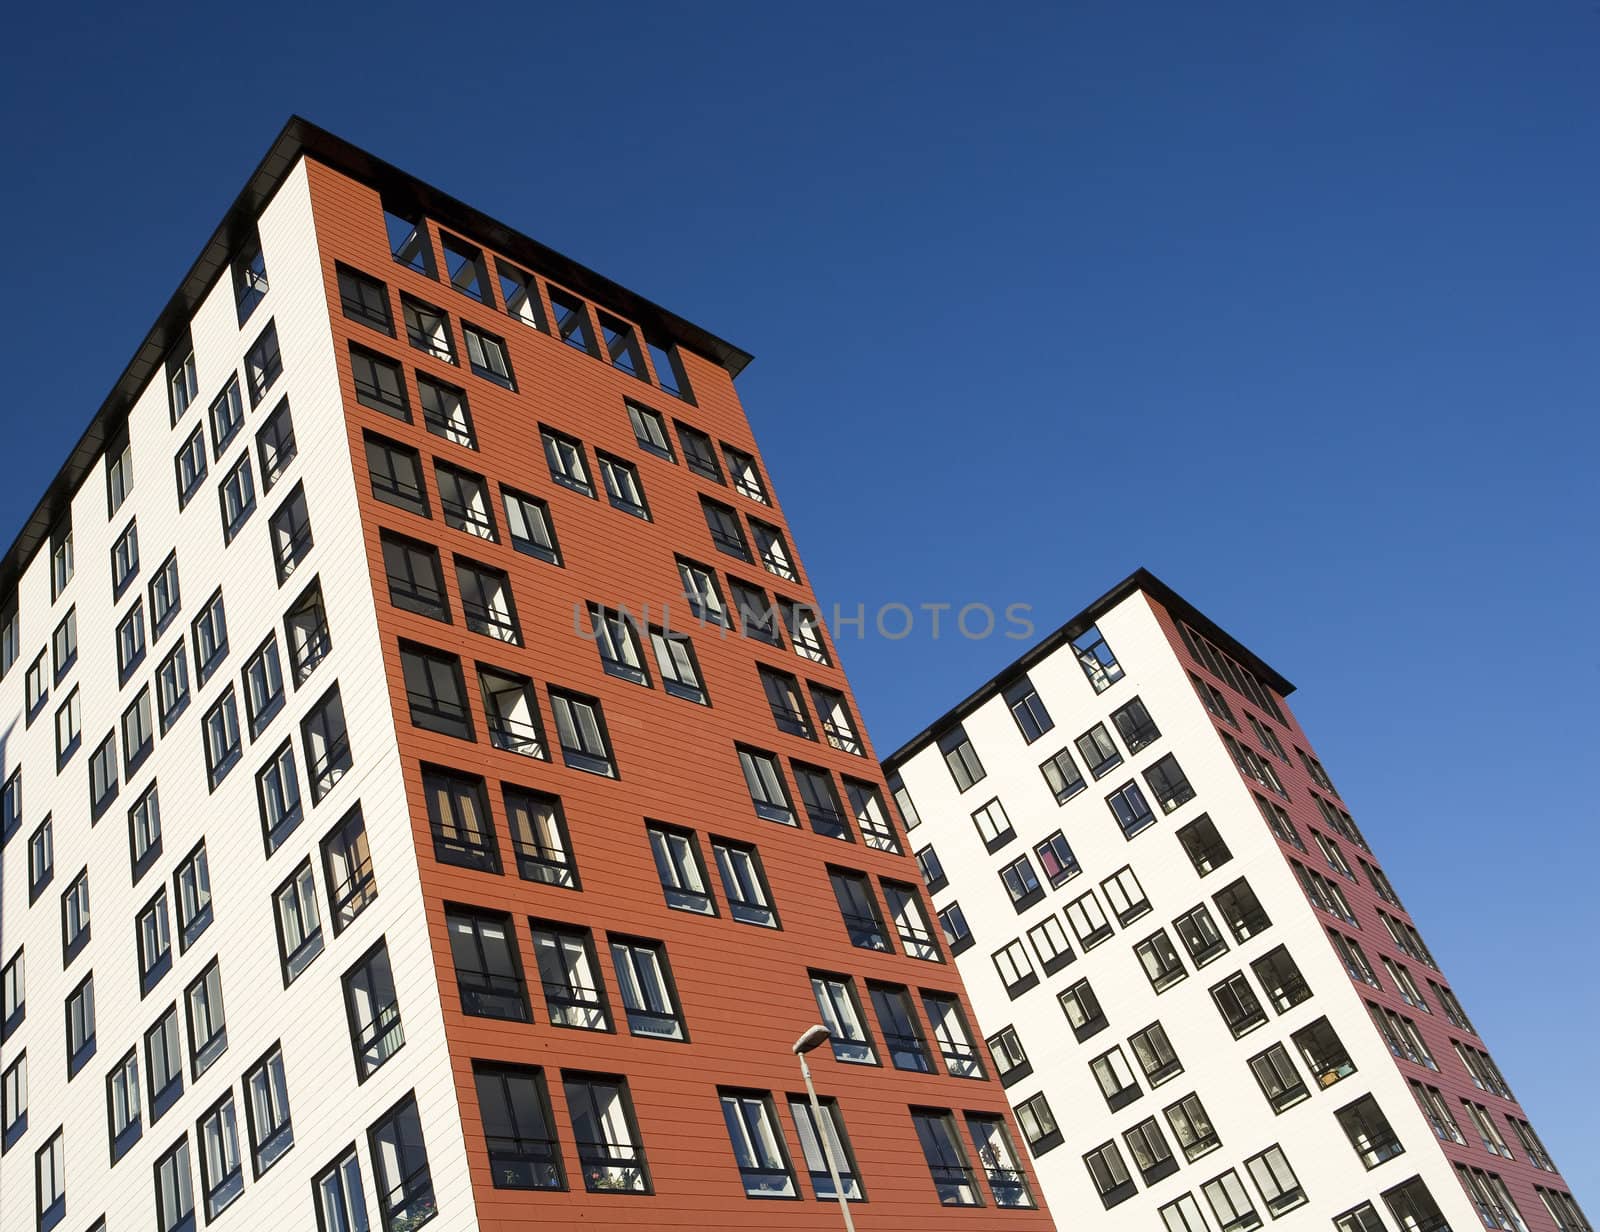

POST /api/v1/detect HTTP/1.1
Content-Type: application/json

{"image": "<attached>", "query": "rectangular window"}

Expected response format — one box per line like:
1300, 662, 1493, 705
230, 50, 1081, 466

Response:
810, 972, 876, 1064
175, 841, 213, 951
369, 1094, 436, 1225
423, 765, 498, 871
722, 444, 768, 502
285, 580, 332, 686
169, 347, 198, 421
1027, 914, 1075, 975
541, 427, 593, 495
564, 1073, 649, 1193
1090, 1045, 1142, 1112
1211, 971, 1268, 1038
531, 921, 610, 1031
500, 486, 560, 564
938, 725, 986, 791
912, 1109, 981, 1206
436, 463, 497, 540
1124, 1116, 1177, 1185
323, 806, 377, 934
598, 311, 645, 377
400, 644, 473, 740
1293, 1016, 1357, 1088
463, 321, 515, 387
987, 1026, 1031, 1087
1144, 753, 1196, 813
209, 376, 246, 457
146, 1005, 184, 1121
219, 454, 256, 542
203, 687, 242, 789
1059, 977, 1107, 1041
750, 519, 797, 581
712, 838, 778, 927
338, 263, 393, 332
350, 344, 410, 420
88, 731, 118, 816
137, 889, 172, 995
107, 1047, 140, 1161
609, 936, 684, 1040
233, 232, 269, 321
1001, 1100, 1057, 1180
403, 295, 455, 363
474, 1062, 563, 1191
185, 959, 227, 1076
1214, 876, 1272, 941
129, 783, 162, 882
647, 821, 714, 914
779, 597, 831, 664
1066, 890, 1114, 950
831, 869, 890, 950
28, 817, 53, 903
1107, 780, 1156, 838
1130, 1021, 1183, 1087
497, 261, 547, 331
116, 601, 147, 684
883, 879, 939, 960
1203, 1169, 1263, 1232
303, 686, 352, 801
52, 607, 77, 679
67, 972, 97, 1075
198, 1093, 245, 1218
343, 940, 405, 1079
154, 1135, 193, 1232
549, 688, 615, 776
447, 908, 528, 1021
245, 320, 283, 405
813, 686, 864, 756
548, 287, 599, 356
269, 484, 314, 582
273, 860, 324, 984
992, 938, 1038, 998
1252, 945, 1312, 1012
1084, 1139, 1135, 1209
1135, 929, 1188, 993
702, 497, 750, 559
440, 232, 489, 301
999, 854, 1044, 912
730, 578, 782, 644
1338, 1094, 1406, 1169
794, 763, 849, 838
738, 746, 794, 824
1102, 865, 1152, 926
677, 557, 729, 626
51, 525, 74, 598
61, 868, 92, 965
718, 1088, 798, 1198
1249, 1042, 1310, 1113
111, 518, 140, 596
937, 902, 973, 954
922, 992, 982, 1078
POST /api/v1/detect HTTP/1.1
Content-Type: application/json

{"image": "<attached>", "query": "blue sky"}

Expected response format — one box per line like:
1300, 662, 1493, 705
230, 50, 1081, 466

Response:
2, 0, 1595, 1199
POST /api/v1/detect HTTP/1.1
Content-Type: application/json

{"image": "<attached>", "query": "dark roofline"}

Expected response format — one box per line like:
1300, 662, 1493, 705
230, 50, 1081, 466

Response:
881, 567, 1296, 773
0, 115, 754, 603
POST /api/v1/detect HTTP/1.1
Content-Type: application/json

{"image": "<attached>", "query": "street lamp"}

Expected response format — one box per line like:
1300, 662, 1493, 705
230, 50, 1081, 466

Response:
793, 1025, 858, 1232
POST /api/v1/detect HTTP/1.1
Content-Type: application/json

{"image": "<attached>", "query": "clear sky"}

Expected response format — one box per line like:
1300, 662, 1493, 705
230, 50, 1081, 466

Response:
2, 0, 1595, 1201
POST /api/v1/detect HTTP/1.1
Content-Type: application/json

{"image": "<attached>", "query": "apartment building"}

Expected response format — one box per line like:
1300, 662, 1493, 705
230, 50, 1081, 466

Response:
0, 118, 1053, 1232
884, 570, 1588, 1232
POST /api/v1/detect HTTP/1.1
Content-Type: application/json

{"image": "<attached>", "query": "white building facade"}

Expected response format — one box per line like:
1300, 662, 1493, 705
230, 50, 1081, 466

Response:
885, 572, 1584, 1232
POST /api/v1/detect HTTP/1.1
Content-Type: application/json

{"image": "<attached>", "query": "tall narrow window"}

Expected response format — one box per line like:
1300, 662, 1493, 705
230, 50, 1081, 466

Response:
154, 1135, 193, 1232
1003, 676, 1053, 742
198, 1093, 245, 1218
402, 295, 455, 363
368, 1094, 436, 1227
185, 960, 227, 1076
712, 838, 778, 927
502, 487, 561, 564
531, 922, 610, 1031
563, 1073, 649, 1193
269, 484, 314, 582
423, 766, 498, 871
273, 860, 324, 984
436, 464, 497, 540
1045, 751, 1088, 805
922, 992, 983, 1078
343, 940, 405, 1079
911, 1109, 981, 1206
738, 746, 793, 824
549, 689, 616, 776
831, 869, 890, 951
445, 908, 529, 1022
245, 321, 283, 406
548, 288, 599, 356
303, 686, 353, 801
456, 560, 520, 643
1074, 624, 1124, 692
474, 1063, 563, 1191
609, 937, 684, 1040
323, 805, 378, 933
719, 1089, 796, 1198
505, 787, 575, 888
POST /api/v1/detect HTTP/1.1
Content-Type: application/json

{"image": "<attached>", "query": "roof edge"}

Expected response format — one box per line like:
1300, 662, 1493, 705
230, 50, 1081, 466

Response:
881, 567, 1296, 773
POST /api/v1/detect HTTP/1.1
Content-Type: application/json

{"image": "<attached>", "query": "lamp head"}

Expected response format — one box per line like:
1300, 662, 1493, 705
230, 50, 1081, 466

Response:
793, 1024, 832, 1055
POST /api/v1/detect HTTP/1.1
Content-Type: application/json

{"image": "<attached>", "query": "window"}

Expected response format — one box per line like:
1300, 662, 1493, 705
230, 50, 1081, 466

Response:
719, 1090, 796, 1198
107, 1048, 139, 1160
175, 841, 213, 951
1010, 1091, 1061, 1157
912, 1109, 981, 1206
1511, 1119, 1556, 1171
343, 941, 405, 1079
591, 606, 650, 684
541, 427, 593, 495
502, 487, 561, 563
474, 1064, 562, 1191
150, 452, 192, 547
1136, 929, 1188, 993
241, 636, 287, 740
1293, 1016, 1356, 1088
564, 1073, 649, 1193
137, 889, 172, 994
422, 765, 498, 871
593, 452, 646, 517
609, 936, 683, 1040
987, 1026, 1031, 1086
50, 525, 74, 597
938, 725, 986, 791
751, 519, 797, 581
1090, 1045, 1142, 1111
1, 769, 20, 845
1, 949, 22, 1042
1338, 1094, 1406, 1169
245, 320, 283, 404
1412, 1081, 1467, 1145
645, 336, 692, 400
1107, 780, 1157, 838
401, 644, 473, 740
219, 454, 256, 541
203, 687, 242, 789
832, 868, 890, 950
117, 602, 147, 683
712, 838, 778, 927
146, 1005, 184, 1121
548, 287, 599, 356
1249, 1042, 1310, 1112
1103, 865, 1152, 925
1178, 813, 1232, 876
1145, 753, 1196, 813
1215, 877, 1272, 941
323, 806, 377, 933
779, 597, 831, 663
338, 262, 393, 332
88, 730, 117, 815
198, 1093, 245, 1218
1001, 675, 1053, 742
274, 861, 324, 984
185, 590, 227, 689
703, 497, 750, 559
502, 786, 575, 888
1076, 723, 1122, 779
440, 232, 489, 300
916, 845, 948, 893
303, 686, 352, 801
446, 908, 528, 1021
154, 1135, 194, 1232
130, 784, 163, 881
380, 531, 448, 620
233, 232, 269, 321
1252, 945, 1311, 1012
883, 879, 940, 960
269, 484, 314, 582
531, 922, 609, 1031
870, 982, 931, 1071
937, 902, 974, 954
1130, 1021, 1183, 1086
52, 607, 77, 678
1084, 1139, 1136, 1208
813, 687, 863, 756
1162, 1194, 1214, 1232
595, 311, 644, 378
627, 401, 674, 458
1059, 978, 1107, 1040
677, 557, 728, 625
645, 821, 714, 914
369, 1094, 437, 1226
1383, 1177, 1451, 1232
365, 433, 428, 515
992, 939, 1037, 997
1330, 929, 1379, 986
0, 603, 16, 680
152, 645, 189, 735
209, 377, 246, 457
1066, 890, 1114, 950
436, 464, 497, 540
999, 853, 1044, 912
185, 959, 227, 1076
787, 1095, 862, 1203
27, 817, 53, 902
1538, 1190, 1590, 1232
971, 798, 1014, 849
25, 651, 47, 722
350, 344, 410, 419
738, 745, 794, 824
67, 972, 97, 1075
550, 688, 616, 776
1203, 1169, 1264, 1232
107, 435, 134, 516
1211, 971, 1268, 1038
149, 551, 181, 635
111, 518, 140, 596
480, 667, 545, 758
497, 259, 546, 330
456, 560, 518, 642
810, 973, 875, 1064
402, 295, 454, 363
62, 868, 91, 962
1125, 1116, 1178, 1185
1463, 1101, 1514, 1159
922, 992, 983, 1078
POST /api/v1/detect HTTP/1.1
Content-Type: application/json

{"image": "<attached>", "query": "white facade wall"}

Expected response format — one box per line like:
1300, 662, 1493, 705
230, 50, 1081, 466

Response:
894, 591, 1479, 1229
0, 162, 477, 1231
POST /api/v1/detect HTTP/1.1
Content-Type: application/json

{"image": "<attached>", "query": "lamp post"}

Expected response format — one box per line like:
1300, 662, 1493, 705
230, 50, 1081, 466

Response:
793, 1024, 858, 1232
